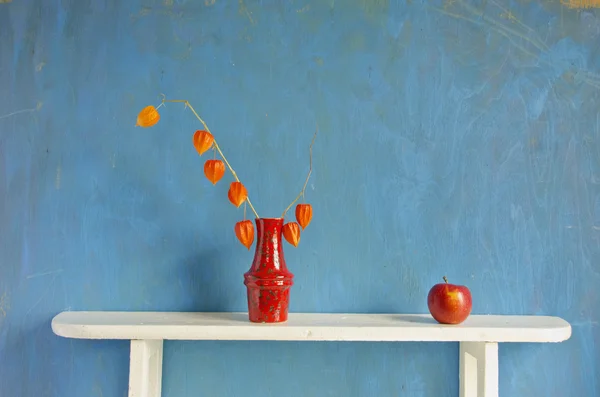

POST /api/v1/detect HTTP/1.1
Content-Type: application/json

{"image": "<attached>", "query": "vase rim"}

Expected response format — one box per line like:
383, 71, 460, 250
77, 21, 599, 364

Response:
255, 217, 283, 220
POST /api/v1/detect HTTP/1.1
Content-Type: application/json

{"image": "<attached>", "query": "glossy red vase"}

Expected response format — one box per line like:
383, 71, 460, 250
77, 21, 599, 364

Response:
243, 218, 294, 323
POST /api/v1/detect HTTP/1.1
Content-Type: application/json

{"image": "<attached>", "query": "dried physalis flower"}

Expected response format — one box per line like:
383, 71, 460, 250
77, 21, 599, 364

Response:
283, 222, 301, 247
204, 159, 225, 185
228, 182, 248, 207
295, 203, 313, 229
193, 130, 214, 156
136, 105, 160, 128
235, 220, 254, 250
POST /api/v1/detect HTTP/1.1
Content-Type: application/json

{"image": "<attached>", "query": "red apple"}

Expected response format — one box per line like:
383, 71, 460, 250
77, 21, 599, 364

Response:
427, 276, 472, 325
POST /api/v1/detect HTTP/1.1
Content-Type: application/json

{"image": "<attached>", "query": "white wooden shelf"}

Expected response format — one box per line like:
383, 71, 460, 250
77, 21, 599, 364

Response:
51, 312, 571, 397
52, 311, 571, 342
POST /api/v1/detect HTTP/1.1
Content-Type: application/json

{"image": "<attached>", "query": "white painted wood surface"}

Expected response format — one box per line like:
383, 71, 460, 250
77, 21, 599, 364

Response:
128, 340, 163, 397
51, 311, 572, 343
51, 312, 571, 397
460, 342, 499, 397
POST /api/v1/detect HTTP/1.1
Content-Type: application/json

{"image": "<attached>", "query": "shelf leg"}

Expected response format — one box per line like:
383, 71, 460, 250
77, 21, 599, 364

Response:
128, 339, 164, 397
459, 342, 498, 397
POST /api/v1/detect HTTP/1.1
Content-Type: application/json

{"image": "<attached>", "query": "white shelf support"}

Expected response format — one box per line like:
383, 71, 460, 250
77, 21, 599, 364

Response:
128, 340, 164, 397
459, 342, 499, 397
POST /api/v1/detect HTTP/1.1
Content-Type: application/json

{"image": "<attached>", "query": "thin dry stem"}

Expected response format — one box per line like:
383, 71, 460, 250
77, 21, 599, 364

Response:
162, 98, 260, 219
282, 125, 318, 218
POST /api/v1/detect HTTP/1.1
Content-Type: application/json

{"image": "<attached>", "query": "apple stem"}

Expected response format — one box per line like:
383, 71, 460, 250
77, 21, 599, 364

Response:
443, 276, 448, 283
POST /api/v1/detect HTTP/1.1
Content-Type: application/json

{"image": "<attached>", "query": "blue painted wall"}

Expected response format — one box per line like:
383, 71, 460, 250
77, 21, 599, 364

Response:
1, 0, 598, 396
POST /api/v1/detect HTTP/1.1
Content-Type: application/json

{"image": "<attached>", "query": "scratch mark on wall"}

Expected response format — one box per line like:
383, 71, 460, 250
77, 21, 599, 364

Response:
163, 0, 174, 6
444, 0, 457, 9
110, 153, 116, 168
26, 269, 64, 279
491, 0, 536, 34
433, 0, 600, 90
296, 4, 311, 13
0, 292, 9, 317
0, 102, 43, 121
459, 0, 549, 53
500, 10, 519, 23
138, 7, 152, 17
204, 0, 216, 5
23, 276, 57, 321
561, 0, 600, 8
36, 62, 46, 72
238, 0, 256, 25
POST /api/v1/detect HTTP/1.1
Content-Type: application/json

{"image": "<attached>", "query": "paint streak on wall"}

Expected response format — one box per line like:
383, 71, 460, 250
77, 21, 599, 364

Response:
238, 0, 256, 25
0, 102, 43, 121
561, 0, 600, 8
296, 4, 311, 13
0, 292, 9, 317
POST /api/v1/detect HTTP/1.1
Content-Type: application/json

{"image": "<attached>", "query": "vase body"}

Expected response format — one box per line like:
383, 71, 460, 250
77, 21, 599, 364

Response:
243, 218, 294, 323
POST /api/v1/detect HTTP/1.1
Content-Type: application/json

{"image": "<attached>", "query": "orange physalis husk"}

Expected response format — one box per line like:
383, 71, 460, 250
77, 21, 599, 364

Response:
135, 105, 160, 128
192, 130, 214, 156
282, 222, 301, 247
203, 159, 225, 185
228, 182, 248, 207
295, 203, 313, 229
235, 220, 254, 250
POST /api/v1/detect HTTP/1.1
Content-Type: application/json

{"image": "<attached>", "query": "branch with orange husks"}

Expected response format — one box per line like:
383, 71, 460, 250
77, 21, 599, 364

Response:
135, 97, 316, 250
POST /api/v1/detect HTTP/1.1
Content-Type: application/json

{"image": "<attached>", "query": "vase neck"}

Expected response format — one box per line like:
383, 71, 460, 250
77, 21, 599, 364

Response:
255, 218, 284, 249
250, 217, 288, 274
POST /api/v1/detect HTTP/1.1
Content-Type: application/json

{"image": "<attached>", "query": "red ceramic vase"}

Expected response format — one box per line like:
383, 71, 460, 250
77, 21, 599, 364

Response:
243, 218, 294, 323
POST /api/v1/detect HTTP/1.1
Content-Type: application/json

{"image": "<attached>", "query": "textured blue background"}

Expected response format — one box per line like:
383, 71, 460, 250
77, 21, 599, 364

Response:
1, 0, 599, 396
